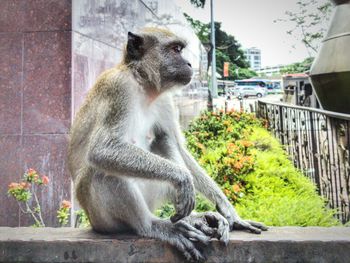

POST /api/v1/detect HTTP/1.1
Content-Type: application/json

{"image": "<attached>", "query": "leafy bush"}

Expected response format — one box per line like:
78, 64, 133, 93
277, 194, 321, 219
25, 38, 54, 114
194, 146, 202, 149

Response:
157, 110, 340, 226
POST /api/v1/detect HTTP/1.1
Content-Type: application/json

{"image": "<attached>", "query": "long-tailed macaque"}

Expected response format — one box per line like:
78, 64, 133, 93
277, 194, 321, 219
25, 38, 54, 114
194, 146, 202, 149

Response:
68, 28, 267, 261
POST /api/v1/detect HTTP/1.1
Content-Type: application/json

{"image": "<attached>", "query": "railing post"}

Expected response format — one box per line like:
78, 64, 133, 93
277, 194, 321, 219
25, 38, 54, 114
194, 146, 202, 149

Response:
279, 105, 284, 145
309, 111, 321, 195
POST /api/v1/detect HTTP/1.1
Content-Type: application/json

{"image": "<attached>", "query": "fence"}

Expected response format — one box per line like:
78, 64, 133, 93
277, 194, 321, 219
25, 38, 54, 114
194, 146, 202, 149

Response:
256, 100, 350, 224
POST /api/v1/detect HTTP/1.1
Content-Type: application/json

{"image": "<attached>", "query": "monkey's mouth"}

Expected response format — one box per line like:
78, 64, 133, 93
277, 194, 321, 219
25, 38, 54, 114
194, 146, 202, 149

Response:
180, 67, 193, 85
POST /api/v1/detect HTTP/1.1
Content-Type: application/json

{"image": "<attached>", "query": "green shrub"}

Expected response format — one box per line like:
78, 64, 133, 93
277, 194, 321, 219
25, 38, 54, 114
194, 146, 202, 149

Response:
157, 110, 340, 226
235, 127, 339, 226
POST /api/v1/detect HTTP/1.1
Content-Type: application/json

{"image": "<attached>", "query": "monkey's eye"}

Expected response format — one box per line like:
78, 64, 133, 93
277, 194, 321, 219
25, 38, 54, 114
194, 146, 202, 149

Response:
172, 45, 183, 53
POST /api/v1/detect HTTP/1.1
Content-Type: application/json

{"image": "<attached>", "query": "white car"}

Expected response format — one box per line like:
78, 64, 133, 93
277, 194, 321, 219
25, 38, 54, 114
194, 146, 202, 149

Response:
235, 80, 267, 98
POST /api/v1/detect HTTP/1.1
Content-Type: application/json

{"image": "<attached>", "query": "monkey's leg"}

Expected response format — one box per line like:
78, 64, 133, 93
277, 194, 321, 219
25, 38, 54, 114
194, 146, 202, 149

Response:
89, 175, 209, 261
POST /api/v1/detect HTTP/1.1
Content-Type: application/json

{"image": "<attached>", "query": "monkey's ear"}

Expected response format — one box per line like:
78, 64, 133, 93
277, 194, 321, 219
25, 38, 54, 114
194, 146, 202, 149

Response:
127, 32, 145, 60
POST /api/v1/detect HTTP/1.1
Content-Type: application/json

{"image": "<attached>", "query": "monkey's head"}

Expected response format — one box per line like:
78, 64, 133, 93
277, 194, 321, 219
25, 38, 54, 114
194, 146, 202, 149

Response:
124, 28, 193, 92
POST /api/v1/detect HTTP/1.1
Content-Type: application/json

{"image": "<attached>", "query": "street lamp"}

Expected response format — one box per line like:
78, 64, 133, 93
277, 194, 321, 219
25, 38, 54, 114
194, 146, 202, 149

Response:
210, 0, 218, 98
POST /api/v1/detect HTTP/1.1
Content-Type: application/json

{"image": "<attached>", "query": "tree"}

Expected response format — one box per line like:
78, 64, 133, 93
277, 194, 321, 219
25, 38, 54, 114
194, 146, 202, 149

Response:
280, 57, 315, 74
184, 14, 252, 80
276, 0, 333, 56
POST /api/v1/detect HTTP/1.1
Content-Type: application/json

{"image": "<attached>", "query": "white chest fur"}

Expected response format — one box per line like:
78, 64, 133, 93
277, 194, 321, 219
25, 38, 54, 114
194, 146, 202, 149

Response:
126, 95, 158, 150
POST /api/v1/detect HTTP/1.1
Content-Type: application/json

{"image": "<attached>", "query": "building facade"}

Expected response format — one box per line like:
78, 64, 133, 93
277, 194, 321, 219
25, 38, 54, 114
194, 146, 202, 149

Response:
245, 47, 261, 71
257, 65, 286, 77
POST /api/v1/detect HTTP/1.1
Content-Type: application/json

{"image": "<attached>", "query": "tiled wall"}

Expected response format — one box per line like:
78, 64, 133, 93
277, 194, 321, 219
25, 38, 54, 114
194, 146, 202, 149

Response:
0, 0, 207, 226
0, 0, 72, 226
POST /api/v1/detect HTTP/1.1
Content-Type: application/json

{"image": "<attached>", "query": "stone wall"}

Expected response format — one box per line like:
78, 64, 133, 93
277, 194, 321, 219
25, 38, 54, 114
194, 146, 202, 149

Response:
1, 227, 350, 263
0, 0, 207, 226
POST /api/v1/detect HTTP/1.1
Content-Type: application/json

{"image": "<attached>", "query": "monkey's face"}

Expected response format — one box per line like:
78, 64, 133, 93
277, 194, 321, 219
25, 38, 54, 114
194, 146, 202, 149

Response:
125, 30, 193, 91
159, 41, 193, 88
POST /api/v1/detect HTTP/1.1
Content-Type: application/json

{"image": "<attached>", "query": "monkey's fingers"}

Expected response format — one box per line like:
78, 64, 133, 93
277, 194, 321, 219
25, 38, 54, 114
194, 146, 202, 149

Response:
217, 217, 230, 245
176, 221, 210, 245
246, 220, 268, 231
170, 214, 183, 223
174, 232, 206, 262
233, 220, 262, 234
204, 212, 229, 245
194, 222, 215, 237
171, 189, 195, 223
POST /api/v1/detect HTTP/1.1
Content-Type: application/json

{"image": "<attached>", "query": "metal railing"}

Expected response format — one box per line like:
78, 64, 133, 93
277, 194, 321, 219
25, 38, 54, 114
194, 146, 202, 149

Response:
256, 100, 350, 224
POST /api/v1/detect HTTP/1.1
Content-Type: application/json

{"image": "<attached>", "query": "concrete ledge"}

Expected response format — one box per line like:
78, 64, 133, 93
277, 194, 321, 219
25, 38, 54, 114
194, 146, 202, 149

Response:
1, 227, 350, 263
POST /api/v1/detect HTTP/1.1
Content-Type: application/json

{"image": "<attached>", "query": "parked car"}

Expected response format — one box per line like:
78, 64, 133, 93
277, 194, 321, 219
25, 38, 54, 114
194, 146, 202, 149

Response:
235, 80, 267, 98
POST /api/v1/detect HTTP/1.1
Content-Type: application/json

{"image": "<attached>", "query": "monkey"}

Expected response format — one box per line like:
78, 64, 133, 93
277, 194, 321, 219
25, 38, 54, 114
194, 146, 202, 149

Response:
68, 28, 267, 261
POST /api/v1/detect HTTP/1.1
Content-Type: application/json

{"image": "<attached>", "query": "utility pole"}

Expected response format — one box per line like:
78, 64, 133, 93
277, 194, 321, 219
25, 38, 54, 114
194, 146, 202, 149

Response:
210, 0, 218, 98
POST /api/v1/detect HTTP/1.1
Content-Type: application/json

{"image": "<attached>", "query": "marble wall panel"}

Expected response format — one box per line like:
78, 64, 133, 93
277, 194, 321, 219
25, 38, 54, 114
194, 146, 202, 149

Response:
23, 0, 71, 32
23, 31, 71, 134
0, 136, 21, 226
0, 0, 25, 32
0, 33, 22, 134
0, 0, 71, 32
21, 134, 70, 226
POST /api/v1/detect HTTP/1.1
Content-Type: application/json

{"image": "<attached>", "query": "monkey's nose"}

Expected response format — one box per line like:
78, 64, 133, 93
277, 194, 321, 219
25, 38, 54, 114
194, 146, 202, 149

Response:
187, 62, 192, 68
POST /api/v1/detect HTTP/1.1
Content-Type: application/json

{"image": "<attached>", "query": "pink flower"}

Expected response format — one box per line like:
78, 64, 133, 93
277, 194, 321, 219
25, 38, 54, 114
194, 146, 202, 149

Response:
42, 176, 49, 185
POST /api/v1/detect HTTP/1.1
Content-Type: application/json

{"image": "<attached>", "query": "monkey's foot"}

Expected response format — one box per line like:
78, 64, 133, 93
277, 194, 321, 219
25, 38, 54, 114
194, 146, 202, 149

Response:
232, 219, 268, 234
184, 212, 230, 245
216, 204, 268, 234
148, 219, 209, 262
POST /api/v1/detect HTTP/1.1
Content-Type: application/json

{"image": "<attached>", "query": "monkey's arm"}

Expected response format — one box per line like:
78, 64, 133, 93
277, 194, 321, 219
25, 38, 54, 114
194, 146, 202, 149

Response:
87, 123, 195, 223
150, 124, 265, 233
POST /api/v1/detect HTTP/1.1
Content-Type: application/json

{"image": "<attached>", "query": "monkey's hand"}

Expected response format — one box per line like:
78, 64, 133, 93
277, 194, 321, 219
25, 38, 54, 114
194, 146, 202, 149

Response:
170, 173, 196, 223
184, 212, 230, 245
217, 202, 268, 234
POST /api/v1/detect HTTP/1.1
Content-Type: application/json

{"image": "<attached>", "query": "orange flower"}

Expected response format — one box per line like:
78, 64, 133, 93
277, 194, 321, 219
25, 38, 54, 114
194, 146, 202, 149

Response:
20, 182, 31, 189
240, 140, 253, 148
224, 189, 230, 196
61, 200, 71, 209
226, 126, 233, 133
27, 168, 36, 175
41, 176, 49, 185
8, 182, 20, 190
27, 168, 39, 181
233, 161, 243, 170
242, 156, 253, 163
232, 184, 241, 193
196, 142, 206, 152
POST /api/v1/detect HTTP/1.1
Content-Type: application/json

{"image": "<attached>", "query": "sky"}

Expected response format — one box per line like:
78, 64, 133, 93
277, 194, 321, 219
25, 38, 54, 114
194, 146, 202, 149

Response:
173, 0, 332, 68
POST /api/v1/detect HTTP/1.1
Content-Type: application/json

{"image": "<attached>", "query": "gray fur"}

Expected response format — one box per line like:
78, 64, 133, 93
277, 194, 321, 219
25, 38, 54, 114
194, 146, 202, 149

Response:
68, 28, 266, 261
